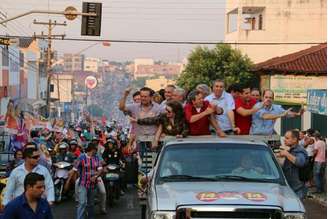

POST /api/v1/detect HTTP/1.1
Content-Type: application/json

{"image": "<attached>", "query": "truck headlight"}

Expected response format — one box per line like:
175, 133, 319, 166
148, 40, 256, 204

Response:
283, 213, 305, 219
151, 211, 175, 219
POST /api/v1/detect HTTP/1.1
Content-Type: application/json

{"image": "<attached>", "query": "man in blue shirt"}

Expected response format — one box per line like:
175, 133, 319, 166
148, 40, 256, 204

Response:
250, 89, 303, 135
3, 172, 53, 219
278, 130, 308, 199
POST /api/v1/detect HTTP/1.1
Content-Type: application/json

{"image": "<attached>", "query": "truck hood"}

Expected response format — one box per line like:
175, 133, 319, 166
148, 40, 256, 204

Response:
155, 182, 304, 212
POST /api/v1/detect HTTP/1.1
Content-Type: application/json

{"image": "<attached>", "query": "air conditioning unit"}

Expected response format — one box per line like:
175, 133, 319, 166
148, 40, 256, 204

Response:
241, 14, 253, 30
243, 14, 253, 23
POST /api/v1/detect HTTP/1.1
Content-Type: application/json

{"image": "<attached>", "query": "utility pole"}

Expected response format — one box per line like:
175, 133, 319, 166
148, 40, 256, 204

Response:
33, 19, 66, 118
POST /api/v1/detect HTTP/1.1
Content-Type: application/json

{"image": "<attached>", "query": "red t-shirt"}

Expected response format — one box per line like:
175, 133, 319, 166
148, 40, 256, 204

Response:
234, 97, 257, 135
184, 101, 211, 136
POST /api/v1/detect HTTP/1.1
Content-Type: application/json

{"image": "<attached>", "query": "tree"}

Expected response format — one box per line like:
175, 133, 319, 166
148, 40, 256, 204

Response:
176, 44, 257, 91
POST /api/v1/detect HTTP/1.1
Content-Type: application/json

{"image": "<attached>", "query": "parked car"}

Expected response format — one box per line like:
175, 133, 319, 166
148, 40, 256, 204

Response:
145, 136, 306, 219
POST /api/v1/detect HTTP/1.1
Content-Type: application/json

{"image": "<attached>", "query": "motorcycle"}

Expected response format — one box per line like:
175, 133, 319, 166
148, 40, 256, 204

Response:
53, 161, 72, 202
103, 163, 121, 206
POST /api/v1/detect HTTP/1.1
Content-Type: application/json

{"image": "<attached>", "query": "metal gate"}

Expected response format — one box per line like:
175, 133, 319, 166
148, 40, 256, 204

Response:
311, 113, 327, 137
280, 105, 302, 135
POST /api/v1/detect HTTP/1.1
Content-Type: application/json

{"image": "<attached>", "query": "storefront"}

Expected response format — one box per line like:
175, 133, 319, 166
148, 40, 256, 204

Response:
253, 43, 327, 135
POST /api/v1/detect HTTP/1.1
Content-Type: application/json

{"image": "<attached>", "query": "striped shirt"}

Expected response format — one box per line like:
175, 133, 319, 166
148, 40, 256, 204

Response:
74, 153, 102, 189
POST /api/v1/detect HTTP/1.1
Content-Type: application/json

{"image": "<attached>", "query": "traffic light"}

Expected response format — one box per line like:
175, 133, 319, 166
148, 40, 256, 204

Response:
81, 2, 102, 36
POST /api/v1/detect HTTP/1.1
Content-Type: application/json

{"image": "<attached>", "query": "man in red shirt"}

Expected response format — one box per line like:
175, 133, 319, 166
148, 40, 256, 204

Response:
184, 90, 225, 136
234, 84, 261, 135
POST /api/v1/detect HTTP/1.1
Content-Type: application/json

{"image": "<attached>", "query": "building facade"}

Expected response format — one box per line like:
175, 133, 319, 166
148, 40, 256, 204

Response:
145, 76, 176, 91
0, 38, 47, 115
224, 0, 326, 63
134, 63, 183, 79
84, 57, 101, 73
63, 53, 85, 72
253, 43, 327, 136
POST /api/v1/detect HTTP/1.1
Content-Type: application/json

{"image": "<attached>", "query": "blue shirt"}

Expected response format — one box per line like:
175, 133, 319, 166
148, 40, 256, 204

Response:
250, 103, 286, 135
282, 145, 308, 192
205, 91, 235, 131
3, 193, 53, 219
3, 163, 54, 206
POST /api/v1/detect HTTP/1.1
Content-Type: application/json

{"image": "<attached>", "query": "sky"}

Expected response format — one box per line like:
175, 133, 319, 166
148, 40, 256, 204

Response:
0, 0, 227, 62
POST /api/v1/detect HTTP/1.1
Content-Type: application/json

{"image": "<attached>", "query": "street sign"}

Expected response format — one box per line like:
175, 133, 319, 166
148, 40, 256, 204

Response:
0, 37, 10, 46
81, 2, 102, 36
85, 75, 98, 89
64, 6, 78, 21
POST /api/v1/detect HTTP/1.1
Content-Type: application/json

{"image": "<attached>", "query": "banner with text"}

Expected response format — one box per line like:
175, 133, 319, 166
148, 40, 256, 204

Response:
270, 75, 326, 104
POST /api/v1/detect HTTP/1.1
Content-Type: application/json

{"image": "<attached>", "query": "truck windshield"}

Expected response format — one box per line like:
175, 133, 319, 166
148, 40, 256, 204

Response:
156, 143, 284, 184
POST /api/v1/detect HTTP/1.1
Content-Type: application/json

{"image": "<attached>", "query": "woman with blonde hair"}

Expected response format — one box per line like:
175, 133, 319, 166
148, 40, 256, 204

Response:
5, 100, 18, 130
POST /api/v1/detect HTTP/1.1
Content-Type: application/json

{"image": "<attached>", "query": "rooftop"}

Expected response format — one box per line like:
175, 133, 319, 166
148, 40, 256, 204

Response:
253, 43, 327, 75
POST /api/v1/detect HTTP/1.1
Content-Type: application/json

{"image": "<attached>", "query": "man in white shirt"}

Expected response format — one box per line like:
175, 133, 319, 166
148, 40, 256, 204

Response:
3, 146, 54, 206
205, 79, 240, 135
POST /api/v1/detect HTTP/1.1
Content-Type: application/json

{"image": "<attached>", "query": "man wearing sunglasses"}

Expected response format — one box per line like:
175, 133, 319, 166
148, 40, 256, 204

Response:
3, 145, 55, 207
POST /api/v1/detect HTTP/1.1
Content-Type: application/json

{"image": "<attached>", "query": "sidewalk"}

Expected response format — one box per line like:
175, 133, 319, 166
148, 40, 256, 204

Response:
307, 188, 327, 206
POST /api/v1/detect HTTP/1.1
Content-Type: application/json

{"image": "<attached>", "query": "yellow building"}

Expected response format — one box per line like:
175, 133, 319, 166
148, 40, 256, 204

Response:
225, 0, 326, 63
145, 76, 176, 91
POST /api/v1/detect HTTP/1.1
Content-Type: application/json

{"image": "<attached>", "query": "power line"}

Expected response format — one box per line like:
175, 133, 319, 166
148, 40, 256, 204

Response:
0, 7, 32, 37
0, 35, 324, 45
2, 46, 40, 72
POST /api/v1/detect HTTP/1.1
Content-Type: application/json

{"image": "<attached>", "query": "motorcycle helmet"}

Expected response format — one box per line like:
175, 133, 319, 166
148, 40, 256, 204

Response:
69, 139, 78, 145
58, 142, 69, 150
105, 138, 116, 148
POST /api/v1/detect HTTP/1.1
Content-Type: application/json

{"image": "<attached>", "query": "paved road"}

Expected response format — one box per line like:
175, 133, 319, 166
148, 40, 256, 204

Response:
52, 186, 141, 219
53, 187, 325, 219
304, 198, 327, 219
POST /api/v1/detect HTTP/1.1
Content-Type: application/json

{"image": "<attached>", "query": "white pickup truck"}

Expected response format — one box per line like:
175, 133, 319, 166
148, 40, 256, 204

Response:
144, 136, 306, 219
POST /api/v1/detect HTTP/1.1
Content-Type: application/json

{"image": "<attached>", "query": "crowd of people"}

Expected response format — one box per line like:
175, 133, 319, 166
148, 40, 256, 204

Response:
1, 111, 134, 219
0, 78, 325, 219
118, 80, 326, 201
119, 79, 304, 148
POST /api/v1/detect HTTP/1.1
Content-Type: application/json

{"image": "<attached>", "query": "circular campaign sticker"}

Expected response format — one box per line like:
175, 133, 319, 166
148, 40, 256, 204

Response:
217, 192, 242, 200
242, 192, 267, 202
196, 192, 219, 202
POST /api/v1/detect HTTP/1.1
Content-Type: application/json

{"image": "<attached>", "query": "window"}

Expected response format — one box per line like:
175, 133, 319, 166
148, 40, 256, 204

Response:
19, 52, 24, 67
241, 7, 265, 31
2, 47, 9, 66
259, 14, 263, 30
156, 143, 283, 184
227, 8, 238, 33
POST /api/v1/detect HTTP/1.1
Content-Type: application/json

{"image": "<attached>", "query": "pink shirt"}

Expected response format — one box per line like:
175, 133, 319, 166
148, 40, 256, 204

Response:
314, 140, 326, 163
